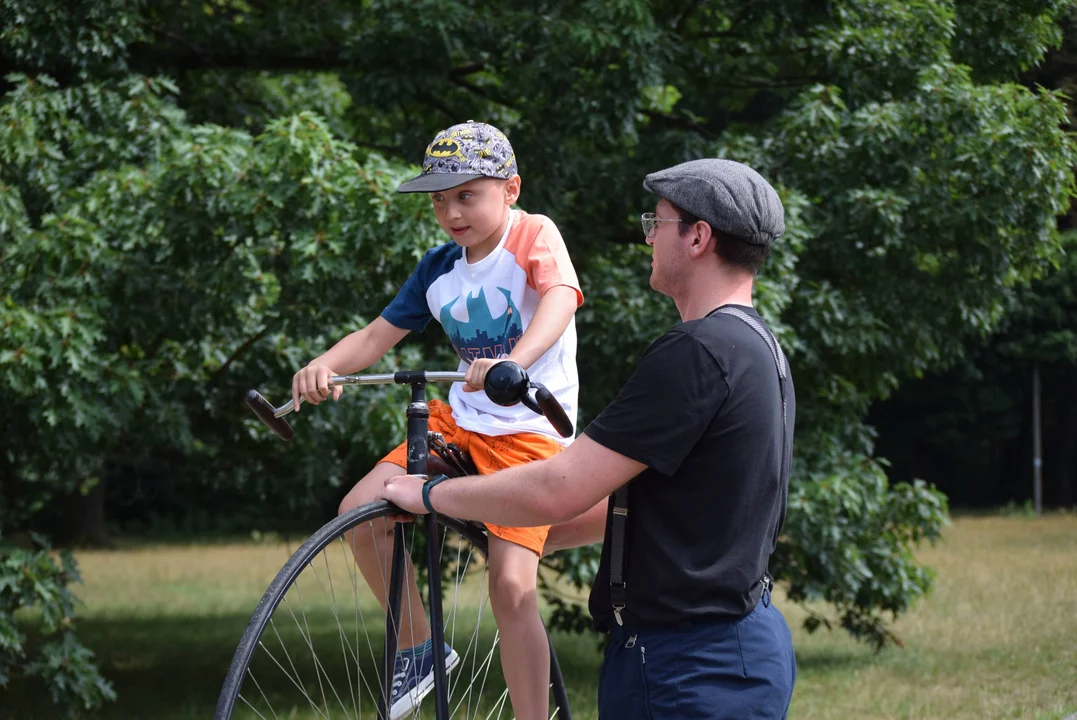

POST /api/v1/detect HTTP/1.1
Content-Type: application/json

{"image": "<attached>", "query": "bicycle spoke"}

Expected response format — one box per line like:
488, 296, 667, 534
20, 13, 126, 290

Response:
254, 635, 328, 720
318, 551, 359, 714
452, 627, 500, 720
284, 581, 338, 718
262, 617, 324, 718
446, 540, 483, 708
400, 521, 425, 713
304, 555, 357, 720
483, 687, 511, 720
339, 534, 383, 715
462, 577, 497, 719
238, 667, 278, 720
217, 502, 569, 720
237, 691, 272, 720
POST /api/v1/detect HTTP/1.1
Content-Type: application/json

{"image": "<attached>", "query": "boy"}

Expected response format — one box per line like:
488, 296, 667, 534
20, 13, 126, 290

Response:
291, 121, 582, 720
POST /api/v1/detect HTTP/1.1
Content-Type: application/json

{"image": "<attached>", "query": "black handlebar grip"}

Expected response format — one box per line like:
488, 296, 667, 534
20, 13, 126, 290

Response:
245, 390, 295, 441
534, 386, 574, 438
484, 361, 529, 407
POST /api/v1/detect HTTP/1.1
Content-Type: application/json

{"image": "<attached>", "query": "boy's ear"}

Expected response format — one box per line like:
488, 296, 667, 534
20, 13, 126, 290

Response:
504, 175, 522, 204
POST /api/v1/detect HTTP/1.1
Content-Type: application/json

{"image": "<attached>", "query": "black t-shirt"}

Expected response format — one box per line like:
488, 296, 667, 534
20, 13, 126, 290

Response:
585, 305, 794, 631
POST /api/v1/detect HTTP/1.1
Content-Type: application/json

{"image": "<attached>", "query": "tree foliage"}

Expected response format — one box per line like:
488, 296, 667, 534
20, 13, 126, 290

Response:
3, 0, 1076, 711
1, 74, 456, 710
872, 230, 1077, 512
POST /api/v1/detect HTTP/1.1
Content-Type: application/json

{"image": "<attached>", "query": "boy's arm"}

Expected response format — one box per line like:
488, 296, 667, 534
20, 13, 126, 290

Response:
543, 498, 609, 555
293, 316, 409, 410
508, 285, 578, 368
463, 285, 578, 390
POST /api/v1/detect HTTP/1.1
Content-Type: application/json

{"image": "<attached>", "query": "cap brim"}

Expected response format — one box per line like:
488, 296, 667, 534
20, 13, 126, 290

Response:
397, 173, 488, 193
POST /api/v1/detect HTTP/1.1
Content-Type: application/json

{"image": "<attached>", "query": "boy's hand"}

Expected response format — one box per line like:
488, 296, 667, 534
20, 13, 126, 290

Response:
462, 358, 503, 393
292, 362, 343, 411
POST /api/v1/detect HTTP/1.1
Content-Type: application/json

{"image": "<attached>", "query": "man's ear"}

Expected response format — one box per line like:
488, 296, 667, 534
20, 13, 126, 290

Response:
687, 221, 713, 258
504, 176, 522, 204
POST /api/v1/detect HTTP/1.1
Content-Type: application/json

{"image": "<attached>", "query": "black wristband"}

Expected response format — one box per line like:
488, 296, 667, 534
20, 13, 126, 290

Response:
422, 474, 450, 514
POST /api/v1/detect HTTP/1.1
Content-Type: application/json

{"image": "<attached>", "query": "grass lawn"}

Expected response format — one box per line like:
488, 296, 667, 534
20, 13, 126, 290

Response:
6, 513, 1077, 719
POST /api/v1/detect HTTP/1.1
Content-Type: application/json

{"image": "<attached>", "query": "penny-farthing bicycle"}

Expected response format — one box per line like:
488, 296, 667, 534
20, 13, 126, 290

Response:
214, 362, 574, 720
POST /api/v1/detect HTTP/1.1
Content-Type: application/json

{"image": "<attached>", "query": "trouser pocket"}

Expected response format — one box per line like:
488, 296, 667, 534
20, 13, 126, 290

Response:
598, 634, 653, 720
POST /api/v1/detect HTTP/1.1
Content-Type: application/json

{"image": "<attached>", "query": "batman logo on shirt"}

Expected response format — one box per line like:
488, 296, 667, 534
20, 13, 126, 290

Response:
428, 139, 462, 159
440, 287, 523, 363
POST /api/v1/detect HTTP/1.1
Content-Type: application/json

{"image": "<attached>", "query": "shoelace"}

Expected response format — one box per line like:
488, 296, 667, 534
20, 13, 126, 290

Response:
391, 657, 411, 692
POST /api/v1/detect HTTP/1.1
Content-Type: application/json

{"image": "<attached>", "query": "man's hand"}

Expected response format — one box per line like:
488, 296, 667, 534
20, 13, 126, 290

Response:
462, 358, 503, 393
379, 474, 431, 515
292, 362, 343, 411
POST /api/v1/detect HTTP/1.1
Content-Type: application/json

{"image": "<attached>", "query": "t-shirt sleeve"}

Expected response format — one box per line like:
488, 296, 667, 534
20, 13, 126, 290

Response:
516, 217, 584, 307
380, 252, 435, 331
583, 330, 728, 476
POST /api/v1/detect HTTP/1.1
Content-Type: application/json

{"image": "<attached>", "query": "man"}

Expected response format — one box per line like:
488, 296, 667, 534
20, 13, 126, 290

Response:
380, 158, 797, 719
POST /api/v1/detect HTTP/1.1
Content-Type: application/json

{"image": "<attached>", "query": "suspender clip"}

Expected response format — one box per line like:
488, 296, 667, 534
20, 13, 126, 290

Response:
611, 581, 627, 626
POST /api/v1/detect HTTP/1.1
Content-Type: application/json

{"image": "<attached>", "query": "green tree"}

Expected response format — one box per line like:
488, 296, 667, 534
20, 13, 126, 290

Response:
3, 0, 1076, 712
862, 7, 1077, 516
0, 73, 453, 711
871, 230, 1077, 512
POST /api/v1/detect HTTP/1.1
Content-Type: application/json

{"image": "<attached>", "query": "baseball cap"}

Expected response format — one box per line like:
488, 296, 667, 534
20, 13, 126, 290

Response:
643, 159, 785, 246
397, 121, 518, 193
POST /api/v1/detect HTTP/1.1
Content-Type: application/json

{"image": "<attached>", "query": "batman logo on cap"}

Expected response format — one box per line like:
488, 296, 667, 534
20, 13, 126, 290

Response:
428, 139, 462, 159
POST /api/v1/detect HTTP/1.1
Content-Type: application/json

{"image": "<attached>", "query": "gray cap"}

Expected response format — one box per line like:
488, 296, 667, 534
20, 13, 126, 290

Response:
643, 159, 784, 246
398, 121, 518, 193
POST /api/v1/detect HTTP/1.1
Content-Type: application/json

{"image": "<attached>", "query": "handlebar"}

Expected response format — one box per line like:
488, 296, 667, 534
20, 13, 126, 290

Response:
244, 362, 574, 442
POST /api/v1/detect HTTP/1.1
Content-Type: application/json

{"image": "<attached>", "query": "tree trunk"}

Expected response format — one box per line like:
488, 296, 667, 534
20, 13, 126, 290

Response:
1055, 381, 1077, 509
63, 478, 112, 547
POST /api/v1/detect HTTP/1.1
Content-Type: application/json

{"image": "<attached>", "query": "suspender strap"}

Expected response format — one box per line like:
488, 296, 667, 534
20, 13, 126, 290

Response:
608, 306, 790, 624
609, 484, 629, 626
716, 307, 790, 547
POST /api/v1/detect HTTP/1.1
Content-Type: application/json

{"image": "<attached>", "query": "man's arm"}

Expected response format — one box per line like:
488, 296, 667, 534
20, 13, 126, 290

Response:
379, 434, 644, 527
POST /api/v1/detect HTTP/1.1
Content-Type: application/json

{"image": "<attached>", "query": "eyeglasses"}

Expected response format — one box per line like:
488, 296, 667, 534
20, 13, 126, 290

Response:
640, 212, 683, 238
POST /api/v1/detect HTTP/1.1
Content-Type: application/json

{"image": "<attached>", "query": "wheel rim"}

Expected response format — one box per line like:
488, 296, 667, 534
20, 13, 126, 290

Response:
215, 501, 568, 719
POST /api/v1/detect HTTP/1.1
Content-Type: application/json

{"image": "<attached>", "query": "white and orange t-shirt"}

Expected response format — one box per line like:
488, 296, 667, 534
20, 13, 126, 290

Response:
381, 210, 583, 442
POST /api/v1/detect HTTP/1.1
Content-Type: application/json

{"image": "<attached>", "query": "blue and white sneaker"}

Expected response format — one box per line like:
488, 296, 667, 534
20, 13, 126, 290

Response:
389, 642, 460, 720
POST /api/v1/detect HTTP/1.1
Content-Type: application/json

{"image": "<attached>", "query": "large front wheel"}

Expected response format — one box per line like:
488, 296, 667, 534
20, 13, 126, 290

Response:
215, 500, 572, 719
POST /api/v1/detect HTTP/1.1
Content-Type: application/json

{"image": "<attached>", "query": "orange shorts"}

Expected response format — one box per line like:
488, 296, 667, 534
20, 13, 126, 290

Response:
380, 399, 563, 556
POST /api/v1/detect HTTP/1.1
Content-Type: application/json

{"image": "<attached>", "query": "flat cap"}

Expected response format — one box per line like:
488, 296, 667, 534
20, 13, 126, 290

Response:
643, 159, 784, 246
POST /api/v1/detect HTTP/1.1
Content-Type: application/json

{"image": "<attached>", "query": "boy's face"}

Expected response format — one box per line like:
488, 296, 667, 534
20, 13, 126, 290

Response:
429, 176, 521, 252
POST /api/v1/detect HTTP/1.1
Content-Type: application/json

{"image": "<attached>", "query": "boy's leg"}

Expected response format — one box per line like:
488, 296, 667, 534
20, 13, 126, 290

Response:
486, 535, 550, 720
468, 431, 563, 720
339, 400, 463, 720
339, 462, 430, 650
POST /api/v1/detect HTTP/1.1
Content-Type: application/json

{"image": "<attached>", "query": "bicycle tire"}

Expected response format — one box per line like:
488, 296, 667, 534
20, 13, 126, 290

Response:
215, 500, 572, 719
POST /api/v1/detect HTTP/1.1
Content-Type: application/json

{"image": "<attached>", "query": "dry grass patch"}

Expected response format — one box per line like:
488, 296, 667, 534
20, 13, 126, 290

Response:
784, 513, 1077, 720
6, 514, 1077, 719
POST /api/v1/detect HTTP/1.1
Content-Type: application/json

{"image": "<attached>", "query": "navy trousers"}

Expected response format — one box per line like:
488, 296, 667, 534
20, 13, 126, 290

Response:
597, 596, 796, 719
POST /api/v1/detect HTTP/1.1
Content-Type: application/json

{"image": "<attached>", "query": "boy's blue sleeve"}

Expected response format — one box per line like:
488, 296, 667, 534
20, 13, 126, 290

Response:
381, 244, 459, 332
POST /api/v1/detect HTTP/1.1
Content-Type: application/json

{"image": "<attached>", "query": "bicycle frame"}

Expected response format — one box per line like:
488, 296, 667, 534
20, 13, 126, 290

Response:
243, 363, 572, 720
391, 378, 451, 720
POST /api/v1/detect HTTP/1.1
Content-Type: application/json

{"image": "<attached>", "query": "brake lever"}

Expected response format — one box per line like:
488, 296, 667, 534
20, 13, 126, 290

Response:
520, 387, 543, 416
530, 382, 574, 438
